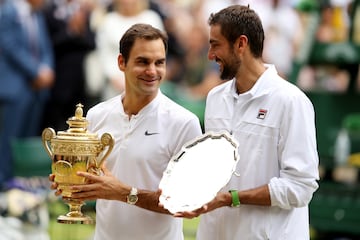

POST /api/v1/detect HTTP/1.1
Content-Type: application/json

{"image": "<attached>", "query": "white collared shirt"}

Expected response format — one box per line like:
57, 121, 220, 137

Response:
86, 91, 202, 240
197, 65, 319, 240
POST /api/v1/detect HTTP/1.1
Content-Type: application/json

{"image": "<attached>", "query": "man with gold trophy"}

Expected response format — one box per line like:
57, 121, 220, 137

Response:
49, 23, 202, 240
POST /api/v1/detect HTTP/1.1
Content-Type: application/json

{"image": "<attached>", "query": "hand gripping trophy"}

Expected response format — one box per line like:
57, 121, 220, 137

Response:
42, 103, 114, 224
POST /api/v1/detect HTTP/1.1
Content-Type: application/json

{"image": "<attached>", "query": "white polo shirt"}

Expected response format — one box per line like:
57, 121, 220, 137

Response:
197, 65, 319, 240
86, 91, 202, 240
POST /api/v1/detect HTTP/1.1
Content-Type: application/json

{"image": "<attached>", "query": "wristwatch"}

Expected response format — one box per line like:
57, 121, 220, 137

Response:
127, 187, 138, 205
229, 190, 240, 207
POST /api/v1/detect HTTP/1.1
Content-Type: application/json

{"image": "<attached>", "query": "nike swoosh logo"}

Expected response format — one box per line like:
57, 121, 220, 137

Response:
145, 130, 159, 136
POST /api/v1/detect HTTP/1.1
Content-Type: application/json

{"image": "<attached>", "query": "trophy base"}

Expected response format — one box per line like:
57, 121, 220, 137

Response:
57, 214, 94, 225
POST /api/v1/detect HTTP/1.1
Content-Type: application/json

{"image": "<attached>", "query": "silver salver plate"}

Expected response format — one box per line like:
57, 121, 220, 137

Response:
159, 131, 240, 213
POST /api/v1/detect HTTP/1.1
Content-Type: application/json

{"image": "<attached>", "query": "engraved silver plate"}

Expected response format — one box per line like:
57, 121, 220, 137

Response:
159, 131, 240, 213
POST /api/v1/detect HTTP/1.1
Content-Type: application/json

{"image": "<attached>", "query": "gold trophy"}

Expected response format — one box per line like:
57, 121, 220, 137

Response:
42, 103, 114, 224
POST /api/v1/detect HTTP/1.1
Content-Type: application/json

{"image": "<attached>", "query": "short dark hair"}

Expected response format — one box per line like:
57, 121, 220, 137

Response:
208, 5, 264, 58
119, 23, 168, 63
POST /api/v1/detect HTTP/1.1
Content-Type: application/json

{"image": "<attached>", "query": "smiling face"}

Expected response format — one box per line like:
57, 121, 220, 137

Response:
208, 24, 240, 81
118, 38, 166, 99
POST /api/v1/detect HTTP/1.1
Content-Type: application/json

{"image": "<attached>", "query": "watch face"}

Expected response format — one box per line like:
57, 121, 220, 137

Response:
128, 195, 138, 204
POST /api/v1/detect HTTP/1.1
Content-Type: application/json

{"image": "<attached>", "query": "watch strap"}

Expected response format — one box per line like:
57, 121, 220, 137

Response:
229, 190, 240, 207
130, 187, 138, 196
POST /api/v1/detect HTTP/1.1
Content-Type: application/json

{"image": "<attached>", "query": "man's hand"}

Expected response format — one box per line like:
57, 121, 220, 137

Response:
48, 173, 61, 196
70, 165, 130, 202
32, 66, 54, 90
174, 191, 231, 219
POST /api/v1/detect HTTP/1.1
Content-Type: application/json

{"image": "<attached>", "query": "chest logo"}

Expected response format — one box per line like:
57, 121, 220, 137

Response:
145, 130, 159, 136
257, 109, 268, 120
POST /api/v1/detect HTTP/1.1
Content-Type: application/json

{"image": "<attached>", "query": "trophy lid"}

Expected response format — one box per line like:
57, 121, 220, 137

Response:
56, 103, 98, 140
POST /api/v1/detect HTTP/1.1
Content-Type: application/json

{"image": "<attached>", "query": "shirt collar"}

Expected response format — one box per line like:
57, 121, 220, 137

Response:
228, 64, 278, 99
119, 90, 162, 118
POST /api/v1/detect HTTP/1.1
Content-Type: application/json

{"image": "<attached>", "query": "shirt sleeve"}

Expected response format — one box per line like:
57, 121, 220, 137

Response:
269, 93, 319, 209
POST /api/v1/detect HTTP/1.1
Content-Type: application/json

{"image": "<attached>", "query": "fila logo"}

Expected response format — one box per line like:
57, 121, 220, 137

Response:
145, 130, 159, 136
257, 109, 267, 120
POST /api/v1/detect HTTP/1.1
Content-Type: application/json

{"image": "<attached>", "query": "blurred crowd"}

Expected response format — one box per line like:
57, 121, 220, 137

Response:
0, 0, 359, 185
297, 0, 360, 92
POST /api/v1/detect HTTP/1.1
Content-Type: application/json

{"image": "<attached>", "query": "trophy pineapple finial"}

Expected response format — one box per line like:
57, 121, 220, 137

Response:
75, 103, 84, 119
66, 103, 88, 133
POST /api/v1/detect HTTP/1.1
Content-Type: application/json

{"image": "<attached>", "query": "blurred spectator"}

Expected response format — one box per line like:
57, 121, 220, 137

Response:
96, 0, 164, 100
177, 21, 222, 99
316, 0, 351, 43
297, 0, 354, 92
317, 2, 340, 42
253, 0, 304, 79
41, 0, 96, 131
149, 0, 188, 84
83, 0, 112, 102
0, 0, 55, 184
195, 0, 235, 26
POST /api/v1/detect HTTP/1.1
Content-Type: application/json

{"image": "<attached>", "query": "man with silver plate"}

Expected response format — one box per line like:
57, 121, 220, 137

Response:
178, 5, 319, 240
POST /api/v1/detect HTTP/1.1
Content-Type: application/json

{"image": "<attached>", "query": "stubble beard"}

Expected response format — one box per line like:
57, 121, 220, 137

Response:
220, 52, 241, 81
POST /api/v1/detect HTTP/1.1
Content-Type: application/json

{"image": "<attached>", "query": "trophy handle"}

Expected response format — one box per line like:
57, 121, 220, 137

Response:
98, 133, 114, 167
42, 128, 56, 159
